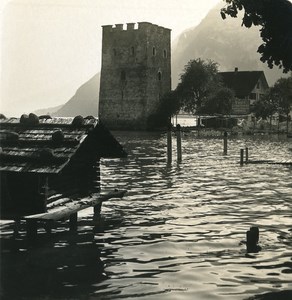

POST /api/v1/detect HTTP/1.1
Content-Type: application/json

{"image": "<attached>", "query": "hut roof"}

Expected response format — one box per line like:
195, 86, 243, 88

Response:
0, 115, 127, 174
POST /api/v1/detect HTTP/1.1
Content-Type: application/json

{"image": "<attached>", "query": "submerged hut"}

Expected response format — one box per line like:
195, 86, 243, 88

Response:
0, 114, 127, 221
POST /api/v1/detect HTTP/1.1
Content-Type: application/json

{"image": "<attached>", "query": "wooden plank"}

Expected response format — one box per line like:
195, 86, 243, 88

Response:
23, 189, 127, 221
247, 160, 292, 165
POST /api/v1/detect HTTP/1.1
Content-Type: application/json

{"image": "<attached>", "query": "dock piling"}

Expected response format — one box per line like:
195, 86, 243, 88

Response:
176, 124, 182, 163
26, 220, 38, 240
245, 147, 249, 163
246, 226, 260, 253
69, 212, 78, 231
240, 149, 244, 165
223, 131, 228, 155
167, 123, 172, 164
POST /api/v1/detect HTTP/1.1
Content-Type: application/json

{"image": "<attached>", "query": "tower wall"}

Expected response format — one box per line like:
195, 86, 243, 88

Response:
99, 22, 171, 130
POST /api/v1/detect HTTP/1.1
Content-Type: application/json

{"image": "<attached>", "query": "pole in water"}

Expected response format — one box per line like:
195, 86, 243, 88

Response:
246, 226, 261, 253
245, 147, 249, 162
223, 131, 228, 155
167, 123, 172, 164
240, 149, 244, 165
176, 124, 182, 163
69, 212, 78, 231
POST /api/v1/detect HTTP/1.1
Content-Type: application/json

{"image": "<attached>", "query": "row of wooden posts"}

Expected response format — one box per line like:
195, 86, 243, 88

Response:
167, 126, 248, 165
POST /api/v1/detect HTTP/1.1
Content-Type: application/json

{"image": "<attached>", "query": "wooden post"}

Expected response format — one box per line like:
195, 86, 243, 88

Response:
44, 220, 53, 234
69, 212, 78, 231
167, 123, 172, 164
13, 219, 21, 237
39, 176, 49, 212
93, 161, 102, 215
26, 219, 38, 240
223, 131, 228, 155
197, 116, 201, 137
246, 226, 260, 253
176, 124, 182, 163
94, 203, 102, 215
240, 149, 244, 165
245, 147, 249, 163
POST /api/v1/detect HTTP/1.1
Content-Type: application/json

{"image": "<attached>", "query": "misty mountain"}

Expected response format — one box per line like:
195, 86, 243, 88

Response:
171, 4, 287, 87
51, 4, 288, 117
53, 73, 99, 117
34, 104, 63, 116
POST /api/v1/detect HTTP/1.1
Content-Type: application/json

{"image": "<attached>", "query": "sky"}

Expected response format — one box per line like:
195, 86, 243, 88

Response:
0, 0, 220, 116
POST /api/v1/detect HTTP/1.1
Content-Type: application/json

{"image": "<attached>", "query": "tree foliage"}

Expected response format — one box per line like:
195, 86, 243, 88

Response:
271, 75, 292, 117
221, 0, 292, 72
251, 74, 292, 132
147, 91, 180, 128
199, 87, 235, 115
176, 58, 221, 114
251, 93, 278, 120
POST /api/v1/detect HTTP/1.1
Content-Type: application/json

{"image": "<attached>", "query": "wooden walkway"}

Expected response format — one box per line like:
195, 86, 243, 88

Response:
245, 160, 292, 166
20, 189, 127, 239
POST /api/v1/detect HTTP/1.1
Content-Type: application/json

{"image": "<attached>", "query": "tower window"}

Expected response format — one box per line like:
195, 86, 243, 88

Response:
152, 47, 156, 56
131, 46, 135, 56
163, 50, 167, 58
121, 70, 126, 81
113, 49, 117, 56
158, 71, 162, 81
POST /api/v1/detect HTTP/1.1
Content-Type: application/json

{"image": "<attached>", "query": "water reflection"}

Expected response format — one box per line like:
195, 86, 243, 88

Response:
0, 219, 105, 299
1, 132, 292, 299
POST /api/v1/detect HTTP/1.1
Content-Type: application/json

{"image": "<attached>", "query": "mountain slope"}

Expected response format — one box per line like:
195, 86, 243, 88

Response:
171, 4, 287, 87
53, 73, 100, 117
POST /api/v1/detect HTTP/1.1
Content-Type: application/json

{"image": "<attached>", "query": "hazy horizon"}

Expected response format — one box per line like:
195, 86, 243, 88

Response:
0, 0, 220, 116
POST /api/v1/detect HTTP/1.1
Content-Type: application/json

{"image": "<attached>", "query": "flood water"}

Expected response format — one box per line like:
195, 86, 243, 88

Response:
1, 131, 292, 300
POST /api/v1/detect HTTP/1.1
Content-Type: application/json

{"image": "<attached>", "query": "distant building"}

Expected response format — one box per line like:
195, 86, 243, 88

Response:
99, 22, 171, 130
219, 68, 269, 115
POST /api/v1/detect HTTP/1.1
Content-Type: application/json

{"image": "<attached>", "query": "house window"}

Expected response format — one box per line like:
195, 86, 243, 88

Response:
158, 71, 162, 81
163, 49, 167, 58
152, 47, 156, 56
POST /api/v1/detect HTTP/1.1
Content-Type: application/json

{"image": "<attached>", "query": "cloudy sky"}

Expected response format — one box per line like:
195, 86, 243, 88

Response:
1, 0, 220, 115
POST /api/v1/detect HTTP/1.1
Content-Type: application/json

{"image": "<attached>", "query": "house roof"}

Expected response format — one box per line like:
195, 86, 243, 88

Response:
219, 71, 269, 98
0, 115, 127, 174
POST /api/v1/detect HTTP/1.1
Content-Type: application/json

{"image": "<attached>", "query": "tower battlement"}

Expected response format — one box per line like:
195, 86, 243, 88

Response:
102, 22, 171, 34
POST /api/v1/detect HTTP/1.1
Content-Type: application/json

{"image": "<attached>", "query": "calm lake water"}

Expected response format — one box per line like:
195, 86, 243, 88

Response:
1, 131, 292, 300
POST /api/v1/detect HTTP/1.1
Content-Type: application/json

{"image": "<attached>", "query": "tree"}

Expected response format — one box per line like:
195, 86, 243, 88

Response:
176, 58, 221, 114
221, 0, 292, 72
147, 91, 180, 128
251, 93, 278, 130
199, 87, 234, 115
271, 75, 292, 132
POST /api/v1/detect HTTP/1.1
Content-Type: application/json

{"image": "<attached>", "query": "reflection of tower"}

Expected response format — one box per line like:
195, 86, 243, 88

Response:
99, 22, 171, 130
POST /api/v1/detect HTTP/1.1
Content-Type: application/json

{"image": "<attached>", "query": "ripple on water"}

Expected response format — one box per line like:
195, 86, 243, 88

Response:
1, 133, 291, 300
97, 133, 292, 299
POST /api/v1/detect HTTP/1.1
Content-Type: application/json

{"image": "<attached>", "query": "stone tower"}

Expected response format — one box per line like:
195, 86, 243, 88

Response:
99, 22, 171, 130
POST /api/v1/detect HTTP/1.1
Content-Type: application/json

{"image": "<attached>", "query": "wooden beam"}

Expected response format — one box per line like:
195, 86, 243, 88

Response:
23, 189, 127, 221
